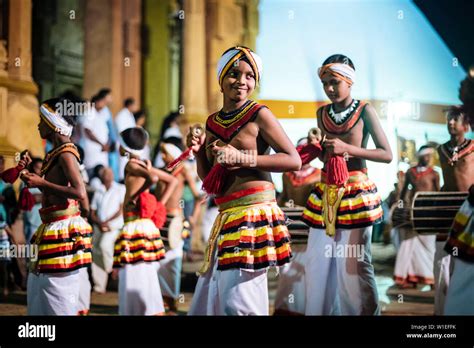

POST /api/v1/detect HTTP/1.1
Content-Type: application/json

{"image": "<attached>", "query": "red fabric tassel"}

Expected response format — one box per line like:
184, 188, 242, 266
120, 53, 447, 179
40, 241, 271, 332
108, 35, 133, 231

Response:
326, 155, 349, 186
202, 164, 229, 195
1, 165, 24, 184
296, 143, 322, 165
152, 201, 167, 229
166, 147, 192, 171
19, 187, 35, 211
138, 191, 167, 229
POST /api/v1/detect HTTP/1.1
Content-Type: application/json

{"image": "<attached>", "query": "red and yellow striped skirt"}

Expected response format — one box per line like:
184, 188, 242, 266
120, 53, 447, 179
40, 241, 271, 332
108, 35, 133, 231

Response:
113, 214, 166, 267
302, 170, 383, 235
30, 201, 92, 273
445, 199, 474, 262
199, 183, 292, 274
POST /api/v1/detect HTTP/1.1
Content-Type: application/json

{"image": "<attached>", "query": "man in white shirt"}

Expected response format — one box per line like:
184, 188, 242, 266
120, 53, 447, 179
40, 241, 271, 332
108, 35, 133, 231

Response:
115, 98, 137, 134
90, 167, 126, 293
83, 94, 110, 174
115, 99, 137, 181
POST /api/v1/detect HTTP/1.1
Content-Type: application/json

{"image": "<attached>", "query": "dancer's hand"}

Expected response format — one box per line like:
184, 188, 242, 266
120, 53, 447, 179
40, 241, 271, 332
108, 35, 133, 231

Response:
18, 151, 32, 168
186, 126, 206, 153
211, 143, 243, 168
100, 222, 110, 232
21, 172, 45, 188
324, 138, 350, 156
111, 269, 119, 280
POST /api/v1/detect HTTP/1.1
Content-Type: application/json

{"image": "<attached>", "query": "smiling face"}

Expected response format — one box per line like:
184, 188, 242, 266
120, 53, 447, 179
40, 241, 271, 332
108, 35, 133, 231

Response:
221, 60, 256, 103
321, 72, 352, 103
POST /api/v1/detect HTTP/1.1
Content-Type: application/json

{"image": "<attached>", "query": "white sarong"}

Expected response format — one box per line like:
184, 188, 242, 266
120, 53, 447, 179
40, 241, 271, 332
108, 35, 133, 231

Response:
305, 227, 379, 315
274, 244, 306, 315
27, 270, 80, 315
118, 262, 164, 315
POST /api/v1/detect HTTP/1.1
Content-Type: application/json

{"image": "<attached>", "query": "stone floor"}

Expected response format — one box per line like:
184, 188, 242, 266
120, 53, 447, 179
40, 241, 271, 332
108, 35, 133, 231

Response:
0, 242, 434, 316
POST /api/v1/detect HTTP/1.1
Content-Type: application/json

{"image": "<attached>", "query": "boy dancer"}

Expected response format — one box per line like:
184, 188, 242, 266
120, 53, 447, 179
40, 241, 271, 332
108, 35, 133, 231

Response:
113, 127, 178, 315
393, 146, 439, 288
435, 106, 473, 314
301, 55, 392, 315
21, 98, 92, 315
443, 68, 474, 315
187, 46, 301, 315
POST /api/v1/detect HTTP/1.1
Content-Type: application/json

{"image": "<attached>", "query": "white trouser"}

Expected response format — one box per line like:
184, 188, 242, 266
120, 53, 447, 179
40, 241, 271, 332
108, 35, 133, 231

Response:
434, 241, 452, 315
91, 228, 120, 293
27, 270, 80, 315
188, 248, 269, 316
393, 231, 435, 284
201, 206, 219, 244
78, 267, 91, 313
159, 241, 184, 299
274, 244, 306, 314
305, 227, 380, 315
444, 258, 474, 315
118, 262, 164, 315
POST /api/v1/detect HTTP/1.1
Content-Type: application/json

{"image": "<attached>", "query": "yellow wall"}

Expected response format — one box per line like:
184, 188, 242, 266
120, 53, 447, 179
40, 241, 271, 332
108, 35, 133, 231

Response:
143, 0, 172, 147
259, 99, 448, 124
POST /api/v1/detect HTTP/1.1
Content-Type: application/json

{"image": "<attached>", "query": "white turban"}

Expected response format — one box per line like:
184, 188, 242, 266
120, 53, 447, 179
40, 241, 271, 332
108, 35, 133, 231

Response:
216, 47, 263, 86
161, 143, 182, 161
417, 147, 434, 157
119, 127, 149, 157
40, 104, 73, 137
318, 63, 356, 86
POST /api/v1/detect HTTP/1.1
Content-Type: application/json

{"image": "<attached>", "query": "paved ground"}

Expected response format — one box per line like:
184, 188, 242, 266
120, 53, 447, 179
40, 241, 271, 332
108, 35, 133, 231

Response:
0, 243, 434, 316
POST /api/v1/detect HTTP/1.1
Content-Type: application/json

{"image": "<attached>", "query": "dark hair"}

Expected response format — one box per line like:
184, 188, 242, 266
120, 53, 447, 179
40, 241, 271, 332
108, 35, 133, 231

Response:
163, 136, 185, 151
97, 88, 111, 100
28, 157, 43, 172
124, 98, 135, 108
446, 105, 469, 126
120, 127, 148, 151
154, 111, 181, 159
41, 97, 77, 127
92, 164, 105, 179
418, 145, 432, 152
59, 90, 84, 104
322, 54, 355, 70
159, 111, 180, 139
133, 110, 146, 122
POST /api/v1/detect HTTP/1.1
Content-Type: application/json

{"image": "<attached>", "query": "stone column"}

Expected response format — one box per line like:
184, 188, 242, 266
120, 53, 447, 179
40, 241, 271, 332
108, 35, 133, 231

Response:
7, 0, 33, 81
83, 0, 142, 115
0, 0, 42, 161
122, 0, 142, 110
180, 0, 208, 127
205, 0, 260, 112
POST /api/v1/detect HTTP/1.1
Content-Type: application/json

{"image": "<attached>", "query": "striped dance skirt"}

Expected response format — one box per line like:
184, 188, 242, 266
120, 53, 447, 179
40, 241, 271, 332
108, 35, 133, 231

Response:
198, 183, 291, 274
302, 170, 382, 235
113, 214, 166, 267
30, 201, 92, 273
445, 198, 474, 262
